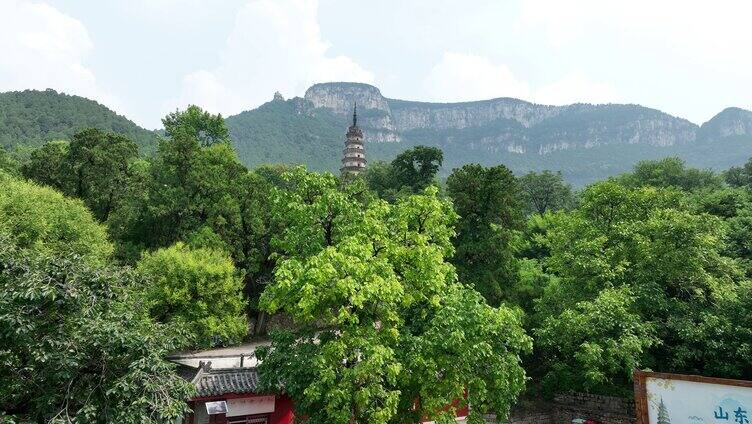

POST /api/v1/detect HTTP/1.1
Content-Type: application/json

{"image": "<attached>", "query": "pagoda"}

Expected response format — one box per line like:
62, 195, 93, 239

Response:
340, 104, 367, 175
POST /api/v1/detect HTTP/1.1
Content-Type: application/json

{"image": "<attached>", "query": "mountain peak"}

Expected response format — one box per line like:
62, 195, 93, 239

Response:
700, 107, 752, 140
304, 82, 389, 114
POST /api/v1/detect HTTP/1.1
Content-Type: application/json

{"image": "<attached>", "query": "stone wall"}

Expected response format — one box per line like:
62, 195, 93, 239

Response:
553, 392, 635, 424
484, 392, 635, 424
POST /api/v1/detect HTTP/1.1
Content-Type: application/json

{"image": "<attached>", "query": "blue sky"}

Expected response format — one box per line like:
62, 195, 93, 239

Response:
1, 0, 750, 129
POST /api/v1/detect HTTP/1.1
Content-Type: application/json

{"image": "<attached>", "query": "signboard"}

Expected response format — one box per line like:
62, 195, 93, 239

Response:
634, 370, 752, 424
227, 396, 275, 417
205, 400, 228, 415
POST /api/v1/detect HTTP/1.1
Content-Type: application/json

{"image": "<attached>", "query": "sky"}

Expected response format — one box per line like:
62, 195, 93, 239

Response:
1, 0, 751, 129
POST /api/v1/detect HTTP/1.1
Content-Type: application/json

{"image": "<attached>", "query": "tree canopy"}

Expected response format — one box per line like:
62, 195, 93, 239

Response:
0, 173, 113, 264
11, 103, 752, 421
136, 242, 247, 347
446, 163, 524, 305
365, 145, 444, 201
256, 169, 531, 423
163, 105, 230, 147
519, 170, 576, 215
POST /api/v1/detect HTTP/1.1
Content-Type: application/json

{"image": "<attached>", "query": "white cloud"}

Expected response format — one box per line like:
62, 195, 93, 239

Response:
423, 52, 530, 101
166, 0, 374, 117
0, 1, 122, 116
520, 0, 752, 72
423, 52, 619, 105
534, 71, 621, 105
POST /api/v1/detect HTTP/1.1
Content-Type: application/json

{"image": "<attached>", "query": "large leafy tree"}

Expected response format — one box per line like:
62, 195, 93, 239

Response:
136, 242, 247, 347
22, 130, 139, 222
620, 157, 721, 191
0, 239, 193, 423
518, 170, 576, 215
66, 128, 139, 221
446, 164, 525, 305
533, 180, 743, 391
0, 173, 112, 264
118, 123, 245, 252
256, 168, 531, 423
112, 109, 288, 332
536, 287, 655, 395
21, 140, 69, 190
391, 145, 443, 192
365, 146, 444, 201
725, 157, 752, 188
162, 104, 230, 147
0, 147, 20, 176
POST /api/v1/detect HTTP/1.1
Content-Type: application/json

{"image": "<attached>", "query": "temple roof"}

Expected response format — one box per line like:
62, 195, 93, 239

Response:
168, 342, 268, 398
193, 366, 260, 397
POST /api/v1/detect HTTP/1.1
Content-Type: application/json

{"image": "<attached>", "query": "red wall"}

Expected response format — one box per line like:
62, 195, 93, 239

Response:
268, 394, 294, 424
189, 393, 294, 424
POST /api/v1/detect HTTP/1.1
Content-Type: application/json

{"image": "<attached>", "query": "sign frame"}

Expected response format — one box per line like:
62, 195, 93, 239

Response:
634, 370, 752, 424
205, 400, 228, 415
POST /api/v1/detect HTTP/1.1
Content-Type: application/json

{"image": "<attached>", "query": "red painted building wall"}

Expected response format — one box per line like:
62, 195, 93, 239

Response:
187, 393, 294, 424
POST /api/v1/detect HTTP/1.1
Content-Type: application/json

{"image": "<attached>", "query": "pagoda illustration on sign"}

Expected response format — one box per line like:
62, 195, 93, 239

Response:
340, 103, 367, 175
657, 398, 671, 424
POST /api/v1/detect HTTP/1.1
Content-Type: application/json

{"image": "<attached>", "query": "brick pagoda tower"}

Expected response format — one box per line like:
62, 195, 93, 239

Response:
340, 104, 366, 175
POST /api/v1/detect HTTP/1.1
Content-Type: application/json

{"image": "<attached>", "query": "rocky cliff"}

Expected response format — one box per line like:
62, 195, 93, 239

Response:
699, 107, 752, 140
227, 82, 752, 186
304, 82, 700, 154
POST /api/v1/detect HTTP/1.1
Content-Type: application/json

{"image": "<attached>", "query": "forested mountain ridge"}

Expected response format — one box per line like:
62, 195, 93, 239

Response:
2, 86, 751, 185
229, 82, 752, 185
0, 89, 158, 153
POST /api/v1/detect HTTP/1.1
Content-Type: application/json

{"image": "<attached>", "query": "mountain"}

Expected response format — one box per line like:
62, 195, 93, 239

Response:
227, 83, 752, 185
0, 89, 158, 153
2, 85, 750, 186
698, 107, 752, 140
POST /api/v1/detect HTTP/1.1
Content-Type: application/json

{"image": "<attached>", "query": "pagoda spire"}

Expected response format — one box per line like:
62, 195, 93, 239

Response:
341, 102, 366, 175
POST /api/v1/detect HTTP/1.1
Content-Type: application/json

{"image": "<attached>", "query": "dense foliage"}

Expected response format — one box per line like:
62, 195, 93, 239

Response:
21, 129, 139, 222
519, 170, 576, 215
0, 89, 157, 152
0, 175, 193, 422
8, 95, 752, 422
136, 242, 248, 347
0, 172, 113, 264
446, 164, 524, 305
255, 170, 531, 423
364, 146, 444, 201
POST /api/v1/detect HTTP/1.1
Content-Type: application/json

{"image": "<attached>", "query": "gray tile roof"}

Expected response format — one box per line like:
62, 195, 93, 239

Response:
194, 367, 260, 397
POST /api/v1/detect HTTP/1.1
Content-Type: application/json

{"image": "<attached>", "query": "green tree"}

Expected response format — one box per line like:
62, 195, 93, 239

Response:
0, 238, 193, 423
363, 160, 402, 201
163, 105, 230, 147
518, 170, 576, 215
446, 163, 524, 305
22, 130, 139, 222
105, 158, 153, 262
256, 169, 531, 423
391, 145, 443, 193
725, 207, 752, 275
365, 146, 444, 201
725, 157, 752, 188
21, 140, 69, 190
534, 180, 742, 390
0, 172, 112, 264
66, 128, 139, 221
620, 157, 721, 191
536, 287, 655, 395
136, 242, 247, 347
120, 126, 246, 254
691, 187, 751, 219
0, 147, 20, 176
